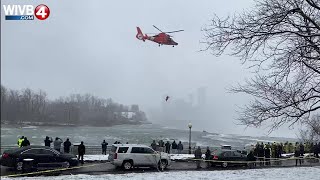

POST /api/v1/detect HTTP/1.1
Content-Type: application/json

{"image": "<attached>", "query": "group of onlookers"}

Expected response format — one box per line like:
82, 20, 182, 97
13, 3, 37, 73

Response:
150, 140, 184, 154
252, 141, 320, 166
17, 135, 86, 164
17, 136, 30, 147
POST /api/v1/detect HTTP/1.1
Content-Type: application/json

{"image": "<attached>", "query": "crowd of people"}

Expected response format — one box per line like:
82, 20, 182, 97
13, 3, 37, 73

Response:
251, 141, 320, 166
150, 140, 184, 154
16, 135, 320, 168
17, 135, 86, 164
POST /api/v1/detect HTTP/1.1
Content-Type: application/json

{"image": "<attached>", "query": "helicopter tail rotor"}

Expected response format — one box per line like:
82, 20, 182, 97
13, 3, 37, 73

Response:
136, 27, 147, 41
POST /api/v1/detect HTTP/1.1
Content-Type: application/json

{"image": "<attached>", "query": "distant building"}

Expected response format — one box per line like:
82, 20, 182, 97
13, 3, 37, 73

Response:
197, 87, 206, 107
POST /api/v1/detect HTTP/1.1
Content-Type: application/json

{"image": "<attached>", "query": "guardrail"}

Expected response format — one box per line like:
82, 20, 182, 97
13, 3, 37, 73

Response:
1, 145, 246, 155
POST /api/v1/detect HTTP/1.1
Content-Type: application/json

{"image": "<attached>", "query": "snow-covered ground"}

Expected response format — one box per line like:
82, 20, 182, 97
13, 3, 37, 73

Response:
2, 167, 320, 180
169, 154, 205, 160
84, 155, 109, 161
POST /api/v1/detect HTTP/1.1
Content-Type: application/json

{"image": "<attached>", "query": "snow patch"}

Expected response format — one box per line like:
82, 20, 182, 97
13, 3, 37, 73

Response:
2, 167, 320, 180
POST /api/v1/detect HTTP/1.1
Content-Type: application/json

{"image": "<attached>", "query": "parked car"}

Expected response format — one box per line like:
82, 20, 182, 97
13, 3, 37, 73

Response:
210, 149, 248, 167
1, 146, 79, 171
108, 144, 171, 170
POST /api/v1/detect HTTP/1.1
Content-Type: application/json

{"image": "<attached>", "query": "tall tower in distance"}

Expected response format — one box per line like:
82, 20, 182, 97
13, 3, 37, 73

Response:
197, 87, 206, 107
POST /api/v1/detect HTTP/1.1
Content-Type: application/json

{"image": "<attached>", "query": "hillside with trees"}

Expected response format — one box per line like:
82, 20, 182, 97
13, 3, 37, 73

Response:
1, 85, 148, 127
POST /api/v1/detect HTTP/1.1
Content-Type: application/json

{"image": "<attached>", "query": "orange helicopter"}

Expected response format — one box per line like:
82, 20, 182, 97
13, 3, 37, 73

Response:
136, 25, 184, 47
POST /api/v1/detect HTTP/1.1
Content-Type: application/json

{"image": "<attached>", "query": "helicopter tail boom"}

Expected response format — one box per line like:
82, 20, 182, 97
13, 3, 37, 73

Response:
136, 27, 147, 42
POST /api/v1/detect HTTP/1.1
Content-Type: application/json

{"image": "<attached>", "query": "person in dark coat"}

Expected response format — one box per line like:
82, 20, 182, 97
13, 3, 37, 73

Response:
44, 136, 53, 147
258, 143, 265, 166
314, 143, 319, 158
194, 146, 202, 169
78, 141, 85, 164
165, 141, 171, 154
21, 137, 30, 147
294, 142, 301, 166
63, 138, 72, 153
299, 142, 305, 164
264, 146, 271, 166
177, 141, 183, 154
101, 140, 108, 155
247, 150, 257, 168
205, 147, 211, 168
159, 140, 164, 152
151, 140, 157, 151
172, 140, 177, 154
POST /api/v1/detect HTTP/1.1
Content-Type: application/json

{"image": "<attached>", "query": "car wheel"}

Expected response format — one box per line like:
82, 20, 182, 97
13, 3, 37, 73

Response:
222, 162, 228, 168
122, 161, 133, 170
16, 161, 23, 171
63, 161, 70, 168
159, 160, 167, 170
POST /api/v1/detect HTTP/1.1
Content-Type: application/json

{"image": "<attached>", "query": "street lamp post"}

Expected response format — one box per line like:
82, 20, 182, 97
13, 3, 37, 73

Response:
188, 123, 192, 154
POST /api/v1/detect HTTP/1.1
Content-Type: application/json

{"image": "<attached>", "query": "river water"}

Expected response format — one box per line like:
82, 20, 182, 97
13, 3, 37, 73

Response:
1, 124, 297, 148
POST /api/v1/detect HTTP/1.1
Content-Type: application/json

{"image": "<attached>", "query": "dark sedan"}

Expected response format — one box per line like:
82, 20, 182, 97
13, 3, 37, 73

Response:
210, 149, 248, 167
1, 146, 79, 171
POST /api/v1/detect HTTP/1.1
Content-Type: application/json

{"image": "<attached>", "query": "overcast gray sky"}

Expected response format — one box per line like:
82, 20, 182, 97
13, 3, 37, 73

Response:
1, 0, 301, 138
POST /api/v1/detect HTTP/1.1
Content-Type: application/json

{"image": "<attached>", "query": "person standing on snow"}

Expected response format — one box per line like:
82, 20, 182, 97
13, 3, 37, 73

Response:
194, 146, 202, 169
54, 137, 63, 152
205, 147, 211, 168
177, 141, 183, 154
171, 140, 177, 154
101, 140, 108, 155
165, 141, 171, 154
78, 141, 85, 164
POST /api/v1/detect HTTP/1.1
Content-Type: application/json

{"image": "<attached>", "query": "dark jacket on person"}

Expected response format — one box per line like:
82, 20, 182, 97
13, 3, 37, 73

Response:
177, 143, 183, 150
63, 140, 72, 152
172, 141, 177, 149
78, 144, 85, 155
294, 146, 300, 157
151, 142, 157, 150
194, 148, 202, 159
21, 138, 30, 147
44, 137, 53, 147
247, 151, 256, 161
264, 147, 271, 158
101, 141, 108, 150
299, 144, 305, 155
165, 142, 171, 151
205, 149, 211, 160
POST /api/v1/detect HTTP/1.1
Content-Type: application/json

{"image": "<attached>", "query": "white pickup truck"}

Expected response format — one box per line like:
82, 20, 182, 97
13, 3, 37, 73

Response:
108, 144, 171, 170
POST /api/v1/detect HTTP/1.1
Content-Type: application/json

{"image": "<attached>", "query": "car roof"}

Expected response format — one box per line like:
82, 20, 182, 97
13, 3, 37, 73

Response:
112, 144, 150, 148
4, 146, 52, 154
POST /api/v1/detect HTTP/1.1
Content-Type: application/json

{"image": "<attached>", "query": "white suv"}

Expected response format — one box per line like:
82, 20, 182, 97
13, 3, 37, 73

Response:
108, 144, 171, 170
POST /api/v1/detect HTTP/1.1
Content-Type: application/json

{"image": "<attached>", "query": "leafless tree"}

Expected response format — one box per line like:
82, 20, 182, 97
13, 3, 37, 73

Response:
299, 114, 320, 142
203, 0, 320, 131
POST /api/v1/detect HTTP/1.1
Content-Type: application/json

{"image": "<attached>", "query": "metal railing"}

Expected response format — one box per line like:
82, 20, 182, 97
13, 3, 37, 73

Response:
1, 144, 245, 155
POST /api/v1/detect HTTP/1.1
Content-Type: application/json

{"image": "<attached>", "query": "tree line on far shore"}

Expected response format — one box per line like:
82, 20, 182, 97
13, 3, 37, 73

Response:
0, 85, 148, 126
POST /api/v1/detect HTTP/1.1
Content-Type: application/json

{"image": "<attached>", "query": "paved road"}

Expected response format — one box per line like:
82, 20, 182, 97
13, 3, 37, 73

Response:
1, 159, 320, 177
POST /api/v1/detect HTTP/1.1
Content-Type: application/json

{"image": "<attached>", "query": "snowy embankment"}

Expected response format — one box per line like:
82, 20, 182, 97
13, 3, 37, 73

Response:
2, 167, 320, 180
83, 154, 199, 161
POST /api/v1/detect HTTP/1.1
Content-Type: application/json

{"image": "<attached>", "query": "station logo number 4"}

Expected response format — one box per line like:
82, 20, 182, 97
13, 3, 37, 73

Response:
35, 4, 50, 20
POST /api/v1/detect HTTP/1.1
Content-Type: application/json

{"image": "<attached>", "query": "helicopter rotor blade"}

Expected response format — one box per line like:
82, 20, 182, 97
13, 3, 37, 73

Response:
153, 25, 163, 33
164, 30, 184, 33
